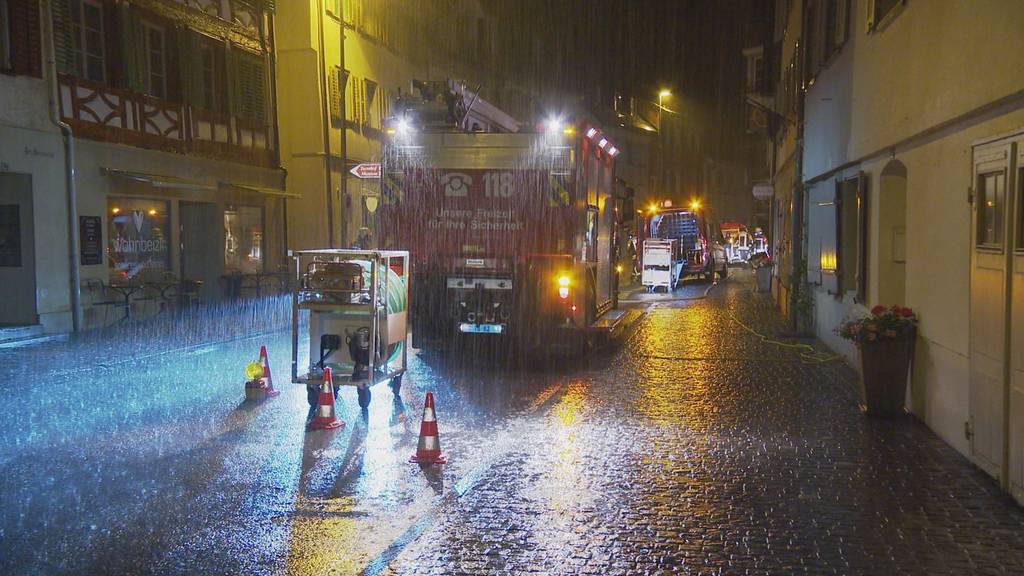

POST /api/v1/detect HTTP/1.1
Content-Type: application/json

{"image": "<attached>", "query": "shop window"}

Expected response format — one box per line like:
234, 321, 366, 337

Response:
835, 174, 868, 301
977, 170, 1005, 248
224, 206, 263, 274
108, 198, 170, 278
70, 0, 105, 82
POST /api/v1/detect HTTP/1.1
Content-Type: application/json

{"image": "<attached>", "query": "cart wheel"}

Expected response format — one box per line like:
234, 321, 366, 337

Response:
389, 375, 402, 396
357, 386, 371, 409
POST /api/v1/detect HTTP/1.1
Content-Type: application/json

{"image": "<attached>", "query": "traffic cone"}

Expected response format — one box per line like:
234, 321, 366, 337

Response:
259, 345, 280, 397
410, 392, 446, 464
309, 367, 344, 430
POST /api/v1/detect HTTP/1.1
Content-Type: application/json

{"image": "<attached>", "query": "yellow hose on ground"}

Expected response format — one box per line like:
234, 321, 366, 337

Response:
729, 311, 843, 364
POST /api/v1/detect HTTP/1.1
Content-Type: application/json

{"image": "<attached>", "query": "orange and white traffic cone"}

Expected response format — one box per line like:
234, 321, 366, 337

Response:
410, 392, 446, 464
259, 345, 280, 397
309, 367, 344, 430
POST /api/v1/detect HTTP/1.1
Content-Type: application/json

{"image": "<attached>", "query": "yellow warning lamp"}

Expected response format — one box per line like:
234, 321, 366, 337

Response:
689, 199, 702, 211
245, 361, 265, 381
648, 203, 659, 214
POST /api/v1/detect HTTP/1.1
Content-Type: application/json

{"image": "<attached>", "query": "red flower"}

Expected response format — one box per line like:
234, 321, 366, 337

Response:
899, 307, 915, 318
871, 305, 886, 315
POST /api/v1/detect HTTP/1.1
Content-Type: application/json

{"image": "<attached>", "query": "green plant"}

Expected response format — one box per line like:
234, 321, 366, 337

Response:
838, 305, 918, 343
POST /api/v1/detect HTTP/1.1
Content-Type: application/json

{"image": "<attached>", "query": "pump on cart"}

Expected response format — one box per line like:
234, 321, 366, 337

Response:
290, 249, 410, 409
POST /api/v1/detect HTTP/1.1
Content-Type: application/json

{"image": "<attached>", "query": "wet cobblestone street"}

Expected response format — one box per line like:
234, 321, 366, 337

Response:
4, 272, 1024, 575
387, 274, 1024, 575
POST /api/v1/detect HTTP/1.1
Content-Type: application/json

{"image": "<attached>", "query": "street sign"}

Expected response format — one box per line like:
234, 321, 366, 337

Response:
349, 163, 381, 179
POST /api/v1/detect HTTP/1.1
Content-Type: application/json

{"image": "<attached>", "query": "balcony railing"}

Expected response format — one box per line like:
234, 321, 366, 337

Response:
58, 74, 276, 168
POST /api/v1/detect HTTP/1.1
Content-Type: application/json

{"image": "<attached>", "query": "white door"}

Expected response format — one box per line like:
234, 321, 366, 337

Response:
969, 142, 1013, 482
0, 173, 37, 326
1009, 140, 1024, 504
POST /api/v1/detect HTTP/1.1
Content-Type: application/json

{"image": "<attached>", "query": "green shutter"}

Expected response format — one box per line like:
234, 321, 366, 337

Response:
117, 4, 145, 92
226, 46, 240, 116
51, 0, 75, 75
176, 28, 204, 106
227, 47, 266, 121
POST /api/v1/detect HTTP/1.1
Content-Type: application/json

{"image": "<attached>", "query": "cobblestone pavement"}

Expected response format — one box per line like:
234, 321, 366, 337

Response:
385, 273, 1024, 575
4, 272, 1024, 575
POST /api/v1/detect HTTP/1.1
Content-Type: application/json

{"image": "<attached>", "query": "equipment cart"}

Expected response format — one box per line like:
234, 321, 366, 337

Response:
290, 249, 410, 409
641, 238, 682, 292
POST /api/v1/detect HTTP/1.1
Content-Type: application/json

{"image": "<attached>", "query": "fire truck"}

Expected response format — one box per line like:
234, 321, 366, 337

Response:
379, 81, 623, 353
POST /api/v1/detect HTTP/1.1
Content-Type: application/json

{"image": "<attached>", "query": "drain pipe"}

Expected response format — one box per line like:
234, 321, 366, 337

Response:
42, 0, 82, 332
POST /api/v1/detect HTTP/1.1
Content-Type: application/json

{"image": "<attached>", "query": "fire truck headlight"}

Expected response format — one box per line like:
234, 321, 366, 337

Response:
558, 286, 570, 300
546, 118, 562, 133
396, 118, 412, 135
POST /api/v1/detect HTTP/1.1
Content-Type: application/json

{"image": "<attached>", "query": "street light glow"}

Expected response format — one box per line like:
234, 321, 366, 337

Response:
659, 89, 672, 98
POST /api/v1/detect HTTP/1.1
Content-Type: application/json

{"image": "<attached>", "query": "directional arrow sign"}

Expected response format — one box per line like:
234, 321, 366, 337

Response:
349, 163, 381, 179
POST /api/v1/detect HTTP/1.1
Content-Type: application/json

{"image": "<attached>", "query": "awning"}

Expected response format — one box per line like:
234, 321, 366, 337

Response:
219, 182, 297, 198
103, 168, 294, 198
101, 168, 218, 191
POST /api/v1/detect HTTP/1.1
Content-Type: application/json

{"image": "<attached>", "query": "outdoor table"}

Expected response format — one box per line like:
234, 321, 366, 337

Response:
107, 282, 145, 321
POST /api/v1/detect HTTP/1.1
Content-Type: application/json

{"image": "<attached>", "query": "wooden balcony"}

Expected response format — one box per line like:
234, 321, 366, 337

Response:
58, 74, 276, 169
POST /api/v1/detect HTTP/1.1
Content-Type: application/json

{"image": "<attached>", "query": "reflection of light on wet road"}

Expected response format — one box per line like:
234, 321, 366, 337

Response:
633, 306, 716, 425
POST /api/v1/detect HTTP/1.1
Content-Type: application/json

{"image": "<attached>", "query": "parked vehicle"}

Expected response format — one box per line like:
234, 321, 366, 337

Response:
379, 81, 623, 354
720, 222, 752, 264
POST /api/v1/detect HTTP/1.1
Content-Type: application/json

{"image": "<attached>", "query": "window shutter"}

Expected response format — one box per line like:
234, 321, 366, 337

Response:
227, 48, 265, 121
9, 0, 42, 76
117, 4, 146, 91
50, 0, 74, 75
328, 65, 341, 122
176, 28, 203, 106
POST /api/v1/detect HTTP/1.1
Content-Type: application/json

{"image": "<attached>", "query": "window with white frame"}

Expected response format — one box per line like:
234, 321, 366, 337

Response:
0, 0, 11, 71
142, 22, 166, 98
71, 0, 105, 82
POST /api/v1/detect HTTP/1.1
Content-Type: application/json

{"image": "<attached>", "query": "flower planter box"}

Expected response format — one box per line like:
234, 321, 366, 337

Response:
858, 336, 913, 416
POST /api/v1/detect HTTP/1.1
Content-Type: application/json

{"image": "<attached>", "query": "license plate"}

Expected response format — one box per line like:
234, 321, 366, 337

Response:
459, 323, 504, 334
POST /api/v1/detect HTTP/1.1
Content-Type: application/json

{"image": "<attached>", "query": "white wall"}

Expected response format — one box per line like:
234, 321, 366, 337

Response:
0, 73, 71, 332
801, 0, 1024, 458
